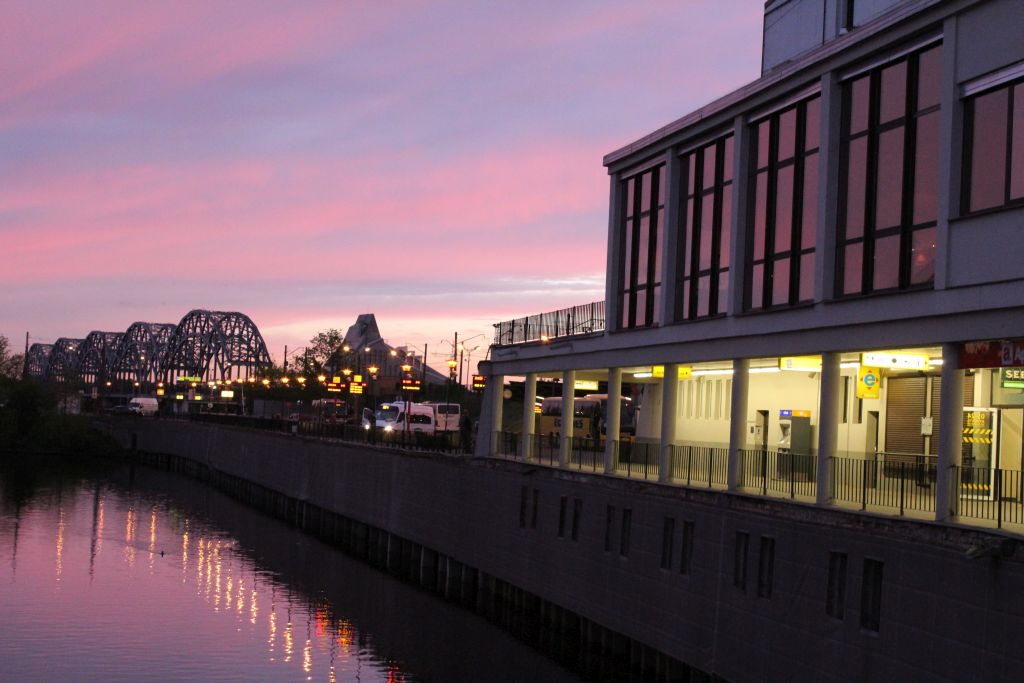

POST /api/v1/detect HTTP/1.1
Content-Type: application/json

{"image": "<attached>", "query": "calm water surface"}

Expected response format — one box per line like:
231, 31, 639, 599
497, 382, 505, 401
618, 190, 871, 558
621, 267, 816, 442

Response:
0, 456, 578, 682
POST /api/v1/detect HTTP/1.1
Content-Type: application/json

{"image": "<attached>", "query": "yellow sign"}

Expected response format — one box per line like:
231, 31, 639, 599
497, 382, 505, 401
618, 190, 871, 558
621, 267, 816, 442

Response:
779, 356, 822, 372
156, 388, 165, 396
861, 351, 928, 370
332, 376, 341, 383
350, 383, 363, 395
857, 365, 881, 399
175, 394, 185, 401
220, 390, 235, 398
574, 380, 599, 391
354, 374, 363, 383
653, 365, 665, 378
679, 366, 692, 379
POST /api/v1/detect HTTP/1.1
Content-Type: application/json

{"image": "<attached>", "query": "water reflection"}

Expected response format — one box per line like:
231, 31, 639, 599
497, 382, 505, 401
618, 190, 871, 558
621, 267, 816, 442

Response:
0, 457, 577, 682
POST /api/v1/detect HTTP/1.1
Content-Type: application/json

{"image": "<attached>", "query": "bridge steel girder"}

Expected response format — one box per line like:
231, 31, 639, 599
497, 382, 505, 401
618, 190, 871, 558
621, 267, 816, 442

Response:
77, 331, 124, 387
160, 309, 272, 385
112, 322, 176, 389
47, 338, 85, 384
24, 343, 54, 379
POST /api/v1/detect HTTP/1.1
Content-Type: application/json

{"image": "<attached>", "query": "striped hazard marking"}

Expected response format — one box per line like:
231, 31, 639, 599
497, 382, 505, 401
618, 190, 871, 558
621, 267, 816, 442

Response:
962, 427, 993, 444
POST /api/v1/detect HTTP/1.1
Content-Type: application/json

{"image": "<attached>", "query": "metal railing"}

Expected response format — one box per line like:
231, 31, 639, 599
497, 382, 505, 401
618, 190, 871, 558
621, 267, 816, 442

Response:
669, 445, 729, 489
568, 435, 604, 473
614, 440, 659, 480
492, 301, 605, 346
954, 466, 1024, 529
741, 449, 818, 499
831, 456, 936, 516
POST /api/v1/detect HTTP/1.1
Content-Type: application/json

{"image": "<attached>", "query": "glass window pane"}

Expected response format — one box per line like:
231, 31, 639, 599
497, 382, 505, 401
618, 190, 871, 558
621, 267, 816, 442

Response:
910, 227, 936, 286
625, 178, 635, 218
720, 185, 732, 269
750, 263, 764, 310
621, 293, 631, 328
641, 171, 652, 210
843, 243, 863, 295
798, 252, 815, 302
845, 137, 867, 238
703, 144, 717, 188
970, 88, 1009, 212
723, 136, 734, 182
687, 154, 696, 196
778, 109, 797, 161
754, 172, 768, 259
717, 271, 729, 315
872, 235, 901, 291
757, 121, 770, 169
697, 275, 711, 317
654, 209, 664, 282
916, 46, 942, 112
913, 111, 939, 225
775, 165, 794, 253
879, 61, 907, 124
875, 127, 905, 229
635, 288, 647, 327
804, 96, 821, 151
772, 257, 790, 307
637, 215, 649, 286
1012, 85, 1024, 201
657, 166, 667, 207
700, 193, 715, 270
849, 76, 870, 135
623, 219, 633, 284
685, 201, 697, 276
802, 153, 819, 249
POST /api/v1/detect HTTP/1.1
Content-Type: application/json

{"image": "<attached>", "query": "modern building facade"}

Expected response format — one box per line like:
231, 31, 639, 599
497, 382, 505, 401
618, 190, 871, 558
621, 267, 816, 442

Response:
478, 0, 1024, 532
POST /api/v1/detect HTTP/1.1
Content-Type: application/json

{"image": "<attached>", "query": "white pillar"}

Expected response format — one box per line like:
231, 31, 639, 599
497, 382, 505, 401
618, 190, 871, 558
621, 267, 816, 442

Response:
605, 368, 622, 474
521, 373, 537, 461
659, 364, 679, 483
560, 370, 575, 468
727, 358, 749, 490
816, 352, 841, 506
936, 343, 963, 522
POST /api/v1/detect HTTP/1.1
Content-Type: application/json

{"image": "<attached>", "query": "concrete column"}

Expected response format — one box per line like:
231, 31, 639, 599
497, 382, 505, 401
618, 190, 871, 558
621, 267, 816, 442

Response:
605, 368, 622, 474
936, 343, 963, 522
815, 71, 841, 302
727, 358, 749, 490
605, 173, 623, 332
934, 16, 959, 290
727, 114, 750, 316
521, 373, 537, 461
473, 363, 497, 458
560, 370, 576, 468
659, 364, 679, 483
815, 352, 841, 506
659, 151, 682, 324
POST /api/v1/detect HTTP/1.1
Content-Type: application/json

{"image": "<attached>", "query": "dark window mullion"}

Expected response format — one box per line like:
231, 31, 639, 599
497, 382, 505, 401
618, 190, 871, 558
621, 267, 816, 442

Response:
1005, 84, 1016, 206
689, 154, 705, 320
790, 104, 807, 305
646, 168, 662, 324
764, 116, 779, 308
899, 56, 920, 289
863, 71, 882, 294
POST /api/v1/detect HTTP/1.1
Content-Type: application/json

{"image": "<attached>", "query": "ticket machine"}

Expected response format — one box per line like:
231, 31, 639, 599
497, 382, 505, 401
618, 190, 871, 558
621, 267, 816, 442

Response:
778, 409, 813, 479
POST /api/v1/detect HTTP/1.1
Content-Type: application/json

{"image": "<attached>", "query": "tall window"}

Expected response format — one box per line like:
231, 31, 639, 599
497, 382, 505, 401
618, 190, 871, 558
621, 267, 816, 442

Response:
963, 78, 1024, 213
677, 134, 734, 320
837, 44, 941, 296
747, 95, 820, 310
619, 166, 665, 329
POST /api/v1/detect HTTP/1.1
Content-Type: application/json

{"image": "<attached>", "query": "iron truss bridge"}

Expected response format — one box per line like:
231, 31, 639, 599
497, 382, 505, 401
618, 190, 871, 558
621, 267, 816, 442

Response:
24, 310, 273, 392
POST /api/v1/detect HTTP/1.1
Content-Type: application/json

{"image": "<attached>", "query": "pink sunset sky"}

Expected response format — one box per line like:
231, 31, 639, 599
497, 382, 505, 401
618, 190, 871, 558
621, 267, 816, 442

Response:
1, 1, 762, 372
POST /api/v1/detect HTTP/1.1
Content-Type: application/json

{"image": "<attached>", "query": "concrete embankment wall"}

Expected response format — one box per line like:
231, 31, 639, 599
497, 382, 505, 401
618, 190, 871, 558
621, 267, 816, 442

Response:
106, 419, 1024, 682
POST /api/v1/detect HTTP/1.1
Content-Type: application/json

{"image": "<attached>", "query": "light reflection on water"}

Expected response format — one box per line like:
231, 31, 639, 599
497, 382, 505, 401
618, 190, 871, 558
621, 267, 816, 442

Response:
0, 460, 578, 683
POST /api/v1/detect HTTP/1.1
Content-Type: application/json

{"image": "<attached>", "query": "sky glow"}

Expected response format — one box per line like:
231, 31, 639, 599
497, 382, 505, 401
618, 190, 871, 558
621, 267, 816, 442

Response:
1, 1, 761, 371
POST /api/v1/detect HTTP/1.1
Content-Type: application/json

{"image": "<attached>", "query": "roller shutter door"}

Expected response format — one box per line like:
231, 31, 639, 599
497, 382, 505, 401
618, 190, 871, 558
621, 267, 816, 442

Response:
885, 376, 926, 466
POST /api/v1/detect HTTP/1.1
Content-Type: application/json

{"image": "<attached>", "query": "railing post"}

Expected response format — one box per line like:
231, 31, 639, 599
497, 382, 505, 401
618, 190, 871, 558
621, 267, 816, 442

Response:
899, 462, 906, 515
861, 459, 867, 511
761, 450, 768, 496
997, 468, 1003, 529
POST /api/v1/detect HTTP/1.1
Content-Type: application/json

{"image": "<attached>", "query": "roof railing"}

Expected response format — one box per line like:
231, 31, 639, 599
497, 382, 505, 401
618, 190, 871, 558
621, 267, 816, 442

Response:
492, 300, 605, 346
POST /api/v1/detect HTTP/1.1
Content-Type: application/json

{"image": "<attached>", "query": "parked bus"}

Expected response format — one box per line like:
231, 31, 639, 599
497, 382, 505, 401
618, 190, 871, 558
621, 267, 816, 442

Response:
423, 402, 461, 432
537, 395, 635, 443
311, 398, 350, 423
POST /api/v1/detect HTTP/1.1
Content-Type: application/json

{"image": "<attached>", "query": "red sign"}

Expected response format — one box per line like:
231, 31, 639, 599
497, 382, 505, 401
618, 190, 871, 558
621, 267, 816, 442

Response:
472, 374, 487, 391
401, 378, 422, 391
959, 340, 1024, 369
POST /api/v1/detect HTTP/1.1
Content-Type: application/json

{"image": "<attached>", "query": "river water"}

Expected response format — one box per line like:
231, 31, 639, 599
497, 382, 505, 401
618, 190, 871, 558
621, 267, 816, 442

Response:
0, 456, 578, 682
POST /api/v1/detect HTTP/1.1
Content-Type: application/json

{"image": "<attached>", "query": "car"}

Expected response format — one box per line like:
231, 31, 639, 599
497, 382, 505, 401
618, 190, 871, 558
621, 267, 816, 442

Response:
108, 405, 135, 415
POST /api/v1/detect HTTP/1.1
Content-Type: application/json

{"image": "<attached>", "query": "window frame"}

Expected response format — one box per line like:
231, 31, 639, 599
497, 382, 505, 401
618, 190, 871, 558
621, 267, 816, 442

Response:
836, 42, 942, 298
617, 165, 666, 330
961, 76, 1024, 215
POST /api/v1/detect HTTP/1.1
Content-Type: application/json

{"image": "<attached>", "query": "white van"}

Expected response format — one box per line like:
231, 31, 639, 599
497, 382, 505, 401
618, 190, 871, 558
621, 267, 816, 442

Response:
372, 402, 436, 434
424, 402, 461, 432
128, 397, 159, 416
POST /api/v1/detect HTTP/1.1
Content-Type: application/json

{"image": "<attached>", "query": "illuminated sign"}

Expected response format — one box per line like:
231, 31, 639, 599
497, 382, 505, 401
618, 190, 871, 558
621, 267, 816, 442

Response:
653, 365, 665, 378
574, 380, 599, 391
350, 383, 363, 394
175, 394, 185, 401
156, 388, 165, 396
1000, 367, 1024, 388
960, 339, 1024, 368
332, 376, 341, 383
857, 365, 881, 399
402, 378, 422, 391
327, 388, 342, 393
354, 374, 363, 383
679, 366, 692, 379
220, 390, 235, 398
176, 376, 202, 383
780, 356, 822, 372
472, 374, 487, 390
779, 409, 812, 418
861, 352, 928, 370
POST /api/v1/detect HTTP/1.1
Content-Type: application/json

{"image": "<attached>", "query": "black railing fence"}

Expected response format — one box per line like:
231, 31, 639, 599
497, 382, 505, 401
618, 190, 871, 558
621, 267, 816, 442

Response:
493, 301, 605, 346
670, 445, 729, 488
831, 456, 936, 515
954, 466, 1024, 528
614, 440, 659, 480
741, 449, 818, 499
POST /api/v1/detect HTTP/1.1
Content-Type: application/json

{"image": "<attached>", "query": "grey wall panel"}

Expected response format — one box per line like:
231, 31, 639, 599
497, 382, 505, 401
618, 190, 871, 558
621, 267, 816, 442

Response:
956, 0, 1024, 83
947, 206, 1024, 287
